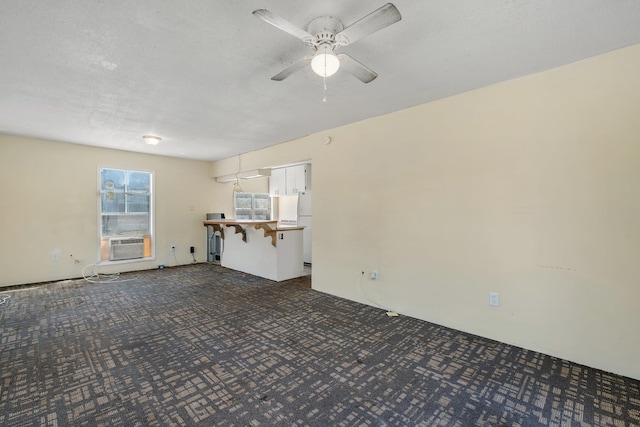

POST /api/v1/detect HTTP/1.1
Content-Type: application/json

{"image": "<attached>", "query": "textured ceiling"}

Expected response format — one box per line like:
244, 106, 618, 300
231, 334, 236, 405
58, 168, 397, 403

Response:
1, 1, 640, 161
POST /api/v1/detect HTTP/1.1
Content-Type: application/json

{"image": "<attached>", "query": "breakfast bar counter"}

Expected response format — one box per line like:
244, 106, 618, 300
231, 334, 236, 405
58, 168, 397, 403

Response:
203, 219, 304, 281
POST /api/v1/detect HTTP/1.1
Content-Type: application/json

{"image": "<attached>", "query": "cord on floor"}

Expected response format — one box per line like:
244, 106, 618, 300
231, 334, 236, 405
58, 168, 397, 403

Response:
0, 293, 11, 306
82, 263, 133, 283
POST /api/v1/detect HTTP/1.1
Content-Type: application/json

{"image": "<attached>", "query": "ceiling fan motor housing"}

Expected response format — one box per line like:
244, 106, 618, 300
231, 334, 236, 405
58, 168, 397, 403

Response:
306, 16, 344, 49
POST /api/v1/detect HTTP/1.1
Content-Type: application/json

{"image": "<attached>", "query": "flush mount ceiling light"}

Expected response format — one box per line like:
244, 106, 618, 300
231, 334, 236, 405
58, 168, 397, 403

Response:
143, 135, 161, 146
311, 43, 340, 77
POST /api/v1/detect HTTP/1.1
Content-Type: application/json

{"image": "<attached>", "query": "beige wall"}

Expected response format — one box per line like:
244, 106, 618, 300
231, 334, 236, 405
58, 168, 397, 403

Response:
211, 44, 640, 380
0, 136, 219, 286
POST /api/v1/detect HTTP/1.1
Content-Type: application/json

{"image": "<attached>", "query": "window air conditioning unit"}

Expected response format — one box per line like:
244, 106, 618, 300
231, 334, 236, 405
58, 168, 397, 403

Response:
109, 237, 145, 261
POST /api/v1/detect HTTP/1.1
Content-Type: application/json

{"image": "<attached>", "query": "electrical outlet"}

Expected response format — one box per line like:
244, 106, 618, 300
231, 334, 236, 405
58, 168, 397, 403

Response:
489, 292, 500, 307
49, 249, 61, 262
370, 271, 378, 281
171, 245, 176, 251
190, 246, 195, 254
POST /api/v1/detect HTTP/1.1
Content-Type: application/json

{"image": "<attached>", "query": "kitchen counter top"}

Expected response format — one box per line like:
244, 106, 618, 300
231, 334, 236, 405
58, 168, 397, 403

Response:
203, 219, 277, 225
203, 219, 303, 230
203, 220, 304, 246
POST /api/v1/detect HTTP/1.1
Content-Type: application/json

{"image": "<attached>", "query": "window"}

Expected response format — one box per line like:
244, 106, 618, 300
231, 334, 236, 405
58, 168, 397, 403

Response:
234, 193, 271, 220
99, 168, 153, 261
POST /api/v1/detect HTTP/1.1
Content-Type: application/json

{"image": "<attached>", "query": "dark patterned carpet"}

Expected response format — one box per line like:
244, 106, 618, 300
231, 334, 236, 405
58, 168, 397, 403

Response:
0, 264, 638, 426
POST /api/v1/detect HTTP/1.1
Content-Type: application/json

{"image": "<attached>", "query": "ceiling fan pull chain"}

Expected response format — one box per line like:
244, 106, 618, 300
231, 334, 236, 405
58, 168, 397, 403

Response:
323, 75, 327, 102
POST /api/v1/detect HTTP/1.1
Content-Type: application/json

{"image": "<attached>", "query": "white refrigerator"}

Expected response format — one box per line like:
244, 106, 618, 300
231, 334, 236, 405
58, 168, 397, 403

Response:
297, 191, 312, 264
278, 192, 312, 264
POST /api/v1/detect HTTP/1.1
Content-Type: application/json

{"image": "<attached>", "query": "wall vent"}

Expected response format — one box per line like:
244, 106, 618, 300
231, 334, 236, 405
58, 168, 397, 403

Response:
109, 237, 145, 261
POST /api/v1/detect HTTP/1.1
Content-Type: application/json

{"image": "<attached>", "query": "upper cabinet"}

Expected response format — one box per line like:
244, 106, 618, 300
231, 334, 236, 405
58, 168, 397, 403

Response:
286, 164, 308, 195
269, 164, 311, 196
269, 168, 287, 196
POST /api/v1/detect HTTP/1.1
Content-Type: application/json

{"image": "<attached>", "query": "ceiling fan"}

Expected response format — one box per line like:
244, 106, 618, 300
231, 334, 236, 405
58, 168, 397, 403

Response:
252, 3, 402, 84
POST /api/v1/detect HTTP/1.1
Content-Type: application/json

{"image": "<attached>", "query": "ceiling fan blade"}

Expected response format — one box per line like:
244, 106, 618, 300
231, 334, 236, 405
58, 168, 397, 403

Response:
335, 3, 401, 46
271, 56, 313, 81
336, 54, 378, 83
252, 9, 314, 42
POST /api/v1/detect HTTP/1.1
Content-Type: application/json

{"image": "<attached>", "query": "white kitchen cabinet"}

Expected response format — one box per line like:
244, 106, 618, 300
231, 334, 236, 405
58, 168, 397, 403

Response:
286, 164, 306, 195
269, 167, 286, 196
269, 164, 311, 196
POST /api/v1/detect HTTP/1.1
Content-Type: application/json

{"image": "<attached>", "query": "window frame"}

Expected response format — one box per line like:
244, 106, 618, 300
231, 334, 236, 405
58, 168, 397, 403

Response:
97, 167, 155, 264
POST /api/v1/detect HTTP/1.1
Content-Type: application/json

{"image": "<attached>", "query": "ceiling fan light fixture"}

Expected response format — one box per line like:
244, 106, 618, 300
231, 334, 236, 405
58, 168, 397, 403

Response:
143, 135, 161, 146
311, 44, 340, 77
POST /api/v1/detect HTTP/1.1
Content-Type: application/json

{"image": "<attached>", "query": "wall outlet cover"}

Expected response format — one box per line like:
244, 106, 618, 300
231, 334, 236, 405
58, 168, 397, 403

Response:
489, 292, 500, 307
49, 249, 61, 262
